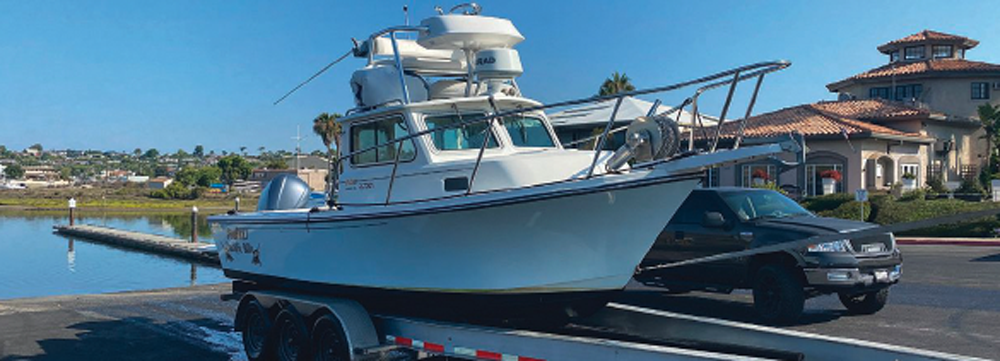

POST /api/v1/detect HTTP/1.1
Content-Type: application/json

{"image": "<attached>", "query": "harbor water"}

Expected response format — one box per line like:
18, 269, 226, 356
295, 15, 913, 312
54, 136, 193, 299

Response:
0, 212, 226, 300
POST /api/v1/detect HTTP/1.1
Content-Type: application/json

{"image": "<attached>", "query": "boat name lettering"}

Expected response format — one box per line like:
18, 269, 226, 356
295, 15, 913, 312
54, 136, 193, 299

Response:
226, 228, 248, 240
342, 179, 375, 191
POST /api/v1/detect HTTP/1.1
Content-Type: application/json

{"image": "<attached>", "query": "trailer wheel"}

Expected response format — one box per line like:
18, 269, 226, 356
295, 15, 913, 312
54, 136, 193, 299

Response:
311, 314, 350, 361
239, 298, 273, 361
275, 309, 311, 361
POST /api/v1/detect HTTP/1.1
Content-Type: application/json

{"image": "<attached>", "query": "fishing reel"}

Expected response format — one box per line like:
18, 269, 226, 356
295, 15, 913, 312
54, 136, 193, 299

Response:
605, 115, 681, 172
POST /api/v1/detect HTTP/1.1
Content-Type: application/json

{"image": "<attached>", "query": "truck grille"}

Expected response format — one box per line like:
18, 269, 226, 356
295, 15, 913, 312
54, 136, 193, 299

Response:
850, 233, 894, 254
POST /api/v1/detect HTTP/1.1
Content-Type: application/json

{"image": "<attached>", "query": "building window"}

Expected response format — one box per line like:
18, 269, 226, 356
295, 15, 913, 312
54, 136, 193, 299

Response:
900, 164, 920, 181
932, 45, 953, 59
972, 82, 990, 100
869, 87, 891, 100
806, 164, 844, 196
741, 164, 775, 187
703, 167, 720, 188
904, 46, 925, 60
889, 51, 900, 63
351, 116, 416, 165
894, 84, 923, 101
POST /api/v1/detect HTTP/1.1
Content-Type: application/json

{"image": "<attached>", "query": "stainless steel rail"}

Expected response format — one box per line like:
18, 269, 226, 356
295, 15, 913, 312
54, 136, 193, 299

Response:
335, 60, 790, 207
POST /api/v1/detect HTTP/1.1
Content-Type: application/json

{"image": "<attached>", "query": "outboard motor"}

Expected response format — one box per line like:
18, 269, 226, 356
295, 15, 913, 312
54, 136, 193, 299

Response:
257, 174, 311, 211
605, 115, 681, 171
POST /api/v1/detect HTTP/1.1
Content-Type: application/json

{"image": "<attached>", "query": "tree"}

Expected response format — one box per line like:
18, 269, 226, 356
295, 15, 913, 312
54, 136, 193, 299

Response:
978, 104, 1000, 174
258, 146, 266, 155
240, 146, 247, 156
312, 113, 343, 158
193, 145, 205, 158
176, 149, 189, 159
4, 163, 24, 179
176, 166, 222, 187
217, 154, 253, 185
134, 148, 142, 158
29, 143, 43, 152
143, 148, 160, 160
598, 72, 636, 96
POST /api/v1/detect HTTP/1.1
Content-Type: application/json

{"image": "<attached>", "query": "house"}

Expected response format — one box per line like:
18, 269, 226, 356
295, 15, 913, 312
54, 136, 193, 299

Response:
147, 177, 173, 189
827, 30, 1000, 181
250, 168, 329, 192
548, 97, 718, 150
698, 100, 936, 196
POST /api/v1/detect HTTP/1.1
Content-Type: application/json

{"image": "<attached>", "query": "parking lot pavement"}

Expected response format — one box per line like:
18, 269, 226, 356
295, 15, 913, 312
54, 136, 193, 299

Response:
0, 283, 240, 361
618, 244, 1000, 360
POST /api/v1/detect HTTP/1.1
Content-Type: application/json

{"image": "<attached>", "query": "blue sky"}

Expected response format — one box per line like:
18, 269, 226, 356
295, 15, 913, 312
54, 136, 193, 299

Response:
2, 1, 999, 154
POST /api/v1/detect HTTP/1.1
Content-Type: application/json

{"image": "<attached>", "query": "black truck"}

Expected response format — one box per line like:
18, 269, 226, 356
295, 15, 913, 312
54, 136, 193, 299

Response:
636, 187, 902, 324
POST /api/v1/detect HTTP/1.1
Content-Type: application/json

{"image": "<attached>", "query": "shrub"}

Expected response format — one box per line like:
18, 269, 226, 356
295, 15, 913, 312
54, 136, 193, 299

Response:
925, 175, 948, 194
956, 177, 987, 196
800, 193, 854, 213
750, 181, 787, 195
898, 188, 926, 202
751, 169, 769, 181
150, 182, 201, 200
816, 200, 870, 221
902, 172, 916, 180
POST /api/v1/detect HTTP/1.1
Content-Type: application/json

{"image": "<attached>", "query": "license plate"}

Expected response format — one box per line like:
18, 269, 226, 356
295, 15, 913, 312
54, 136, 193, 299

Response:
875, 270, 889, 282
862, 243, 885, 253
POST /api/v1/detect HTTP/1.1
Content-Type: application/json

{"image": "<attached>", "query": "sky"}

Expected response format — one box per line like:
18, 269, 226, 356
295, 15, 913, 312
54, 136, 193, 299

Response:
2, 0, 999, 154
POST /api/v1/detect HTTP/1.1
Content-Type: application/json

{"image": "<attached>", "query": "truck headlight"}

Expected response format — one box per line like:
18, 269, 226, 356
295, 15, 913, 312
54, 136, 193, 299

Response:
807, 239, 850, 253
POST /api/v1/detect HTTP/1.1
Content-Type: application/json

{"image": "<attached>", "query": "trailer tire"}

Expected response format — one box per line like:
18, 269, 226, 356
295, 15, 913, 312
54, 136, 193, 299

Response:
839, 288, 889, 315
275, 309, 311, 361
239, 298, 273, 361
752, 264, 804, 325
311, 314, 351, 361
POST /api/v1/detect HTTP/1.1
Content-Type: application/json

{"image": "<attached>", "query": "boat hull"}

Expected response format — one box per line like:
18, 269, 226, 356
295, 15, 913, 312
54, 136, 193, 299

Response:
213, 172, 700, 317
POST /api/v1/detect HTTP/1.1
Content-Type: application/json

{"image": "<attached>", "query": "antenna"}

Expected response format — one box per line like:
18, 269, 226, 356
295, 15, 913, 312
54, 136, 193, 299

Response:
404, 5, 409, 26
273, 48, 355, 105
292, 126, 303, 171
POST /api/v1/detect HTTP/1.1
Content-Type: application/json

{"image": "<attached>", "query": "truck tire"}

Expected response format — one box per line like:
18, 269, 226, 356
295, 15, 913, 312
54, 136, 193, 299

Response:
238, 298, 273, 361
752, 264, 805, 324
275, 309, 311, 361
839, 288, 889, 315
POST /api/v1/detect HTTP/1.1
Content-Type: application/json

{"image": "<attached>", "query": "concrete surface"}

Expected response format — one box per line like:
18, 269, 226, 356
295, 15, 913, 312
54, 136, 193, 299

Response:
0, 244, 997, 360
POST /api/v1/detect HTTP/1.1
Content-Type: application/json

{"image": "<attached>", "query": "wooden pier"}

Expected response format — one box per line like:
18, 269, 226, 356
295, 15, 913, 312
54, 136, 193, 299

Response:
53, 224, 219, 265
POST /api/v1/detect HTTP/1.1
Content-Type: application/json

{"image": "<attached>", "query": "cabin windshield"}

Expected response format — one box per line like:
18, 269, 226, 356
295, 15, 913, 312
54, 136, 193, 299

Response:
503, 115, 555, 147
424, 114, 498, 150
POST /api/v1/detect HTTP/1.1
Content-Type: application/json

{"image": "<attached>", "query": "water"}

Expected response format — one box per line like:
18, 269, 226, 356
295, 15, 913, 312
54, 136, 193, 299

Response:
0, 212, 227, 300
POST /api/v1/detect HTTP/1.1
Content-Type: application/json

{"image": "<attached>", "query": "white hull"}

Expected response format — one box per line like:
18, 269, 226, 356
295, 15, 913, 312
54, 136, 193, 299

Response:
213, 171, 700, 295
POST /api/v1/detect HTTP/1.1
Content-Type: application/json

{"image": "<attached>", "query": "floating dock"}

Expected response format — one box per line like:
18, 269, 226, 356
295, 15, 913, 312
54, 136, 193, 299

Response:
53, 224, 219, 264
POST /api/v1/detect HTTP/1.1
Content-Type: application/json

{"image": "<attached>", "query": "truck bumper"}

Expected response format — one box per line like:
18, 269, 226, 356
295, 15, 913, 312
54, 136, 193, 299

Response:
803, 264, 901, 287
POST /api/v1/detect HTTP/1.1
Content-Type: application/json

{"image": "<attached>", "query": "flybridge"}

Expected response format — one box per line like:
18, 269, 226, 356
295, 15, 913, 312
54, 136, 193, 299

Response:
350, 4, 526, 109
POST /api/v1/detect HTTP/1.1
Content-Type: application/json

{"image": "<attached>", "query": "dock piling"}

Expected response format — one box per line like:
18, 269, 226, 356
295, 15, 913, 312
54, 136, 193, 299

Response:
68, 198, 76, 226
191, 206, 198, 243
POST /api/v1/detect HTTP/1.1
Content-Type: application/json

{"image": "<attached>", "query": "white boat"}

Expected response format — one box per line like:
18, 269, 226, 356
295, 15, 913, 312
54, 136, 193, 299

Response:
209, 4, 790, 319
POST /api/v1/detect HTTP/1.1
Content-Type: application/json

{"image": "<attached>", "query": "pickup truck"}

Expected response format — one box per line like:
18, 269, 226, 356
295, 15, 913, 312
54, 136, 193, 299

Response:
635, 187, 902, 324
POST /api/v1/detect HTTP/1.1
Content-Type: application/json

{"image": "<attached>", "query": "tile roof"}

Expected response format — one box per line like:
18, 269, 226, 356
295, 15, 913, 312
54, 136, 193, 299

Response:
827, 59, 1000, 90
692, 100, 931, 141
878, 30, 978, 52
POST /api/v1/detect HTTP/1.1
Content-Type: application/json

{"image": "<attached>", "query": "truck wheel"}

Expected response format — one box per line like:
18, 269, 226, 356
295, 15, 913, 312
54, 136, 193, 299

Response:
752, 264, 805, 324
275, 309, 311, 361
839, 288, 889, 315
311, 314, 351, 361
238, 298, 273, 361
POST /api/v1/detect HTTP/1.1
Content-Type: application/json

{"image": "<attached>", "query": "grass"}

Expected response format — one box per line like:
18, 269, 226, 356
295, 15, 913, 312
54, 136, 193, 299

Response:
0, 186, 256, 211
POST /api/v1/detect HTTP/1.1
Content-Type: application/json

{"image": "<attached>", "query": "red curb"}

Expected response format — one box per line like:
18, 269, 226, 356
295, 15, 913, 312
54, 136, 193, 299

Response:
896, 239, 1000, 247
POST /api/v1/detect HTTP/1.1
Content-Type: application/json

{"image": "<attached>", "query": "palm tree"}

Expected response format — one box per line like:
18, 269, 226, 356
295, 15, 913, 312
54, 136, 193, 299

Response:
978, 104, 1000, 173
598, 72, 636, 96
312, 113, 343, 158
239, 146, 247, 156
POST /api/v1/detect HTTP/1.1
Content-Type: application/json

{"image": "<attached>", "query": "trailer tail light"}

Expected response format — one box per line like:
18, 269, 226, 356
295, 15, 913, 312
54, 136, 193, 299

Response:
387, 335, 546, 361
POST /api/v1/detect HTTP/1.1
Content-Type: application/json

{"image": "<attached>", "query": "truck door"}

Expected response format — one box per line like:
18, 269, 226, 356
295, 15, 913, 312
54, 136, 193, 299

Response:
644, 191, 745, 286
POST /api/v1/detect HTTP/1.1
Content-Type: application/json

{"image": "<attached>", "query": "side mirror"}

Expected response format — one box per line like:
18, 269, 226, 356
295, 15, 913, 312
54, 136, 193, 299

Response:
702, 212, 727, 228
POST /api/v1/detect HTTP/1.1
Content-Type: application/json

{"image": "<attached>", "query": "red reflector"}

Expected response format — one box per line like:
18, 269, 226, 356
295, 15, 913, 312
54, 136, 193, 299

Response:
424, 342, 445, 353
394, 337, 412, 346
476, 350, 502, 360
519, 357, 546, 361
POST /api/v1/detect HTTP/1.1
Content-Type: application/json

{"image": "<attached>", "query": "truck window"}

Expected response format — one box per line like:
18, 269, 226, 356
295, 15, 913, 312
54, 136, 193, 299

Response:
503, 115, 555, 147
672, 192, 726, 225
351, 116, 416, 165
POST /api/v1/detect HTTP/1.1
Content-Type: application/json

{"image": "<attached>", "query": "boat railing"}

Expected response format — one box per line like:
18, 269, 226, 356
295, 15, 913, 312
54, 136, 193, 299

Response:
335, 60, 791, 206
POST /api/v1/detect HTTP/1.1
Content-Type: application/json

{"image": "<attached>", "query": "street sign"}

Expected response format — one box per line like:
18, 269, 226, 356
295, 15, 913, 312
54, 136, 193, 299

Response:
855, 189, 868, 202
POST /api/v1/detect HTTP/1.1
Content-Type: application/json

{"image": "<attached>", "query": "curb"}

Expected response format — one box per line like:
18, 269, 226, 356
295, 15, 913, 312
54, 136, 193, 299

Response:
896, 238, 1000, 247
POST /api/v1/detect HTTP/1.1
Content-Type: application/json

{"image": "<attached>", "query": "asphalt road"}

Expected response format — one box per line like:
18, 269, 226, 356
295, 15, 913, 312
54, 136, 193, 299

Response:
618, 244, 1000, 360
0, 244, 997, 360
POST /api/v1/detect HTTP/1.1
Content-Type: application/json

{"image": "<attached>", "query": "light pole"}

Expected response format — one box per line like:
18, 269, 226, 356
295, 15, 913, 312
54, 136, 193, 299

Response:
68, 198, 76, 226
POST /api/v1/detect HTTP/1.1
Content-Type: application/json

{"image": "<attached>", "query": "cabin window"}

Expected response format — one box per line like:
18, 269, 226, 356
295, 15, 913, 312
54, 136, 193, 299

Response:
503, 115, 555, 147
424, 114, 498, 150
932, 45, 953, 59
350, 116, 416, 165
